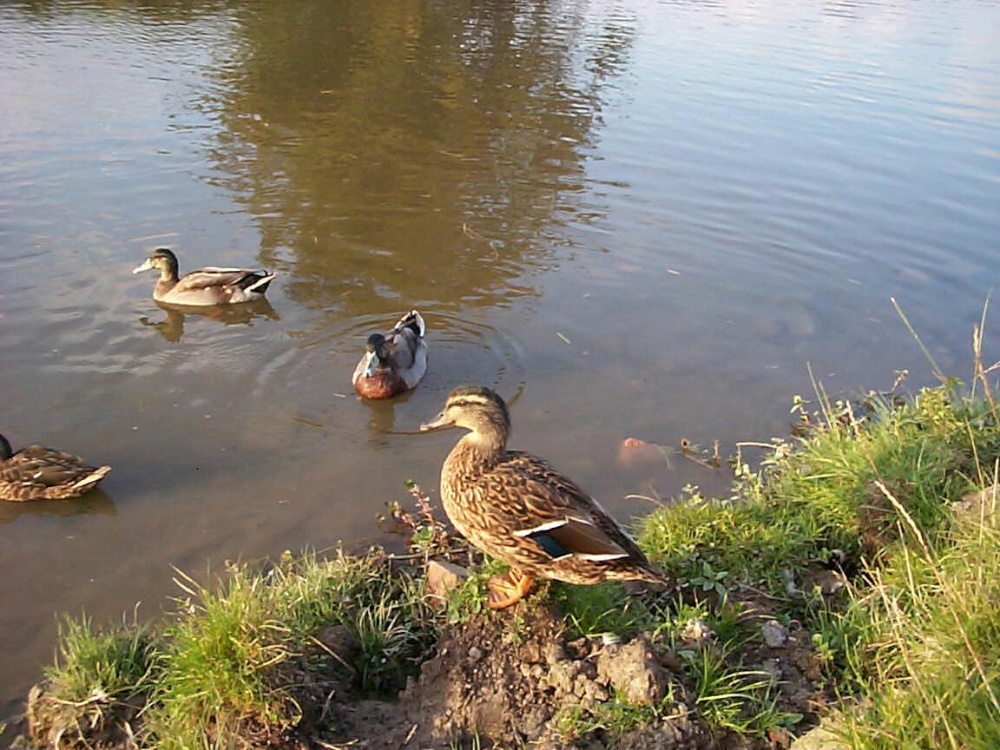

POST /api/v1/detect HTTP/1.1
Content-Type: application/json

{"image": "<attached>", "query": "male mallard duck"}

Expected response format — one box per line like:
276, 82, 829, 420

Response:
132, 247, 275, 306
0, 434, 111, 502
420, 385, 670, 608
352, 310, 428, 399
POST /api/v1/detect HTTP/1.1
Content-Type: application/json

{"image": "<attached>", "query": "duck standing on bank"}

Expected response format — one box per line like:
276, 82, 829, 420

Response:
352, 310, 428, 399
0, 434, 111, 502
132, 248, 275, 306
420, 385, 671, 608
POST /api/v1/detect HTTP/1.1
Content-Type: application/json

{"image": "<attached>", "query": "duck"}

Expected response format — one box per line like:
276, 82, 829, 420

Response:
132, 248, 275, 306
0, 434, 111, 502
420, 385, 670, 608
352, 310, 428, 399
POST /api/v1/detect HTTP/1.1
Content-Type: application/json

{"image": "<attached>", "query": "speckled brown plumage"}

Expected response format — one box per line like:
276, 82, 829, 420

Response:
0, 434, 110, 502
420, 386, 669, 606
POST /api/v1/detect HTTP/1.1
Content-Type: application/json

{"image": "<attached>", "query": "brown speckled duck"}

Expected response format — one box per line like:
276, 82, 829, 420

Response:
0, 434, 111, 501
420, 385, 670, 608
133, 248, 275, 306
352, 310, 428, 399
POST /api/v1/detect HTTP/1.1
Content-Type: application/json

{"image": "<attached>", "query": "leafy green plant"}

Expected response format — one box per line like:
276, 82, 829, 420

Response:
688, 559, 729, 598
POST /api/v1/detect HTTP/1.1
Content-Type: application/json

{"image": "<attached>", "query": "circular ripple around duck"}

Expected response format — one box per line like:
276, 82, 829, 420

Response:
247, 308, 528, 437
412, 310, 528, 410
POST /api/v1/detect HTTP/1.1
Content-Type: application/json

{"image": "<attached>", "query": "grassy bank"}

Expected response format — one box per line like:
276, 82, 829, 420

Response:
12, 349, 1000, 747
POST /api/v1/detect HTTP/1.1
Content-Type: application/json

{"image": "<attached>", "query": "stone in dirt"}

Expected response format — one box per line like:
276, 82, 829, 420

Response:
425, 559, 470, 601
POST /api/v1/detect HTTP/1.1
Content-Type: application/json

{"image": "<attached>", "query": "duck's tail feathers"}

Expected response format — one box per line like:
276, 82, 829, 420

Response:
72, 465, 111, 491
245, 272, 276, 294
395, 309, 426, 337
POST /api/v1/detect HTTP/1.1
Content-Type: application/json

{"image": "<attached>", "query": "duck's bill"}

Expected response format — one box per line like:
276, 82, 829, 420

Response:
132, 259, 153, 274
419, 410, 453, 431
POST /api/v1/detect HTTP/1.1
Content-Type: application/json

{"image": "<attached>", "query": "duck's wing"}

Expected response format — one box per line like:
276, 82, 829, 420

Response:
485, 452, 647, 562
388, 328, 419, 369
2, 445, 106, 489
173, 268, 267, 292
387, 330, 428, 388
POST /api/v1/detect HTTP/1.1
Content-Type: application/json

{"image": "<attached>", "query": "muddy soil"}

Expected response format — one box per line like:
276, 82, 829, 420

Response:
307, 602, 824, 749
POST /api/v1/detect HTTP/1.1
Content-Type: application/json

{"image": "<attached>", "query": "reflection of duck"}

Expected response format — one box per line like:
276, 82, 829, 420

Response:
352, 310, 428, 399
420, 386, 670, 609
0, 434, 111, 501
132, 247, 275, 306
139, 298, 280, 342
0, 489, 117, 523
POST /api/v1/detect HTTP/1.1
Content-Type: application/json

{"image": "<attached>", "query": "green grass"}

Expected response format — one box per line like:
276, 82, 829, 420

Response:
836, 485, 1000, 749
144, 549, 436, 747
639, 385, 998, 600
682, 644, 791, 735
45, 613, 156, 704
551, 580, 658, 639
630, 375, 1000, 743
147, 565, 293, 746
28, 549, 437, 748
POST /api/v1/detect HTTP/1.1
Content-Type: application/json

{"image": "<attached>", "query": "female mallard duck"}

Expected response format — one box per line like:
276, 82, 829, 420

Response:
420, 385, 670, 608
0, 434, 111, 502
132, 248, 275, 306
352, 310, 428, 399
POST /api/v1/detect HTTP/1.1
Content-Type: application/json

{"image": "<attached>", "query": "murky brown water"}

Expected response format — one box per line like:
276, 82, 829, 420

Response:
2, 0, 999, 728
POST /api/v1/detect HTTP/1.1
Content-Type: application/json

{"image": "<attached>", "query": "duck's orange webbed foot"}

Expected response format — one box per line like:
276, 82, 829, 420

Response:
486, 570, 535, 609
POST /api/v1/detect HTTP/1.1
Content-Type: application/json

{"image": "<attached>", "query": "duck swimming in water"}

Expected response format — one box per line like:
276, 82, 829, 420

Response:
0, 434, 111, 502
352, 310, 428, 399
132, 248, 275, 306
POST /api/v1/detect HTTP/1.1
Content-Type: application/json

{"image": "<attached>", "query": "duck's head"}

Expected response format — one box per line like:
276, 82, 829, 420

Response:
420, 385, 511, 437
133, 248, 179, 277
361, 333, 393, 376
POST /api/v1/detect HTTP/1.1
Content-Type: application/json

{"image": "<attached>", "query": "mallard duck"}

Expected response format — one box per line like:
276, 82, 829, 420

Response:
420, 385, 670, 608
132, 248, 275, 306
352, 310, 428, 399
0, 434, 111, 502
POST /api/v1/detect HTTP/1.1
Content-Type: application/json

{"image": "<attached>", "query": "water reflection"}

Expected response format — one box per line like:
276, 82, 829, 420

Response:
358, 393, 416, 439
200, 0, 637, 316
9, 0, 228, 23
137, 298, 280, 343
0, 490, 117, 524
